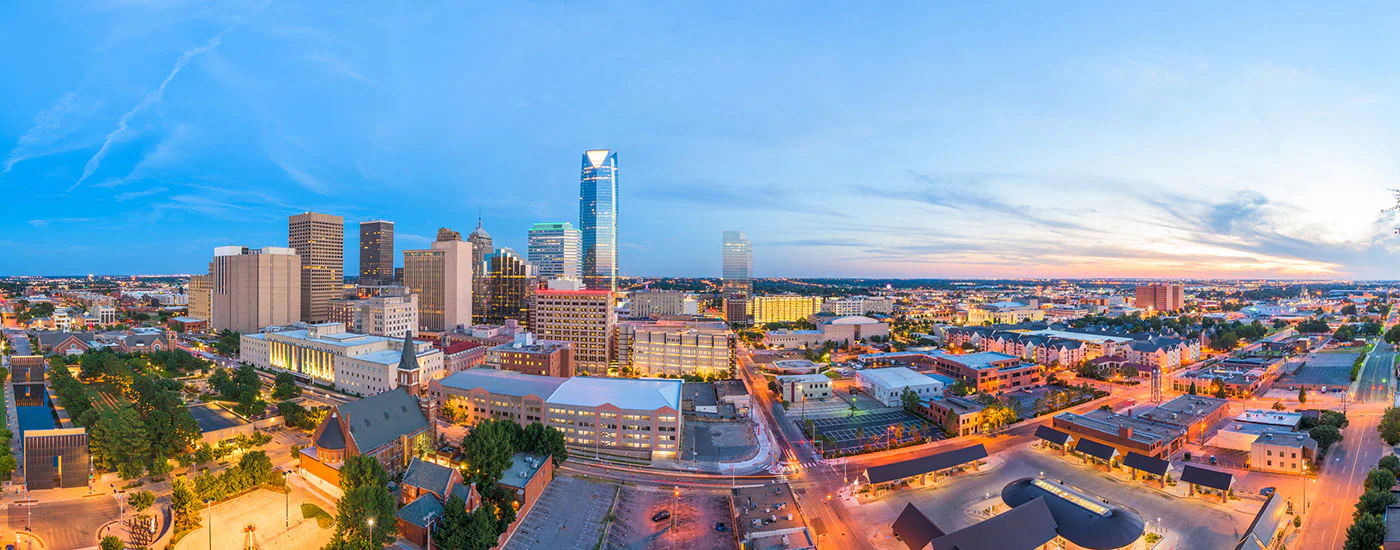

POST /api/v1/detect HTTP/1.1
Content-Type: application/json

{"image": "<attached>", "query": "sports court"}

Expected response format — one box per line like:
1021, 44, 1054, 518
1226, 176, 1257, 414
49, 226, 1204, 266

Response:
188, 402, 246, 432
795, 409, 939, 454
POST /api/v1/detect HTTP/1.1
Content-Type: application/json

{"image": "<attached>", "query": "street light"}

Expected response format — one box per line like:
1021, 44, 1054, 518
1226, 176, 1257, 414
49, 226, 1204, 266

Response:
367, 518, 375, 544
205, 499, 213, 550
280, 469, 289, 529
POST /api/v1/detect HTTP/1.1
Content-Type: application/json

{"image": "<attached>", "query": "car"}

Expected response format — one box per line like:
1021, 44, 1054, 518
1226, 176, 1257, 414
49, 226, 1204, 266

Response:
652, 510, 671, 522
715, 522, 727, 532
1209, 455, 1217, 465
1260, 487, 1276, 496
1289, 386, 1296, 391
1322, 387, 1328, 393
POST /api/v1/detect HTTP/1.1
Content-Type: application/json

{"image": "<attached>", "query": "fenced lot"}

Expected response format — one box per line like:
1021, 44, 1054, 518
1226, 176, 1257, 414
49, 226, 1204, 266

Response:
796, 409, 940, 455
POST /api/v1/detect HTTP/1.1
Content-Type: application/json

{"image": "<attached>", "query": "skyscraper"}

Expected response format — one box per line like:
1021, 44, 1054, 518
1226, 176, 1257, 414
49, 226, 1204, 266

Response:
484, 247, 535, 327
579, 149, 619, 292
359, 220, 394, 285
403, 228, 473, 332
209, 246, 301, 333
721, 230, 753, 324
530, 289, 615, 375
1134, 284, 1185, 313
468, 218, 493, 324
288, 212, 344, 323
528, 222, 581, 281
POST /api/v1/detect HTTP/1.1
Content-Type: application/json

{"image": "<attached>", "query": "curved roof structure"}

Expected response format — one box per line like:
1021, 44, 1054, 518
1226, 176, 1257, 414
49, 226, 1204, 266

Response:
1001, 477, 1145, 550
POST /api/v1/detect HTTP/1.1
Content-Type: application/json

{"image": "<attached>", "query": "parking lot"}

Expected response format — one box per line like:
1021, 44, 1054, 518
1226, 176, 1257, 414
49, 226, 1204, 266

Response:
503, 476, 617, 550
796, 409, 939, 454
1280, 351, 1357, 387
683, 420, 759, 462
604, 486, 734, 550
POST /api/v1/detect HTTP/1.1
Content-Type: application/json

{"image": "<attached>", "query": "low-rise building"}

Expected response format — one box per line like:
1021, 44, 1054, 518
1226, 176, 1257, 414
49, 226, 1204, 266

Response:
299, 387, 434, 498
485, 333, 575, 377
396, 457, 481, 548
751, 295, 823, 325
731, 483, 815, 550
774, 374, 831, 403
615, 320, 734, 378
328, 288, 419, 338
1053, 409, 1186, 460
240, 323, 444, 395
923, 351, 1043, 393
966, 301, 1043, 325
1135, 394, 1230, 444
440, 341, 487, 375
920, 395, 985, 437
854, 367, 946, 407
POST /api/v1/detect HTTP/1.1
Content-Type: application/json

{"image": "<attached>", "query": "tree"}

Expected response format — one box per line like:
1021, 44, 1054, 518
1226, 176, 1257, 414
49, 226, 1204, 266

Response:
460, 420, 518, 484
1385, 324, 1400, 345
1345, 512, 1386, 550
1366, 468, 1398, 493
171, 479, 201, 532
330, 456, 398, 549
1188, 381, 1197, 395
1311, 425, 1343, 455
1272, 400, 1286, 411
1213, 381, 1227, 399
1298, 386, 1307, 404
900, 388, 921, 412
1380, 407, 1400, 446
339, 455, 389, 494
100, 535, 125, 550
273, 372, 301, 400
90, 407, 151, 479
1355, 489, 1397, 519
129, 490, 155, 511
1379, 455, 1400, 477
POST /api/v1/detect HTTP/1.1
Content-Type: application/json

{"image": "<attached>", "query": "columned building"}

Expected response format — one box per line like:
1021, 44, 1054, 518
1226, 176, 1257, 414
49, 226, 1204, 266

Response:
579, 149, 619, 292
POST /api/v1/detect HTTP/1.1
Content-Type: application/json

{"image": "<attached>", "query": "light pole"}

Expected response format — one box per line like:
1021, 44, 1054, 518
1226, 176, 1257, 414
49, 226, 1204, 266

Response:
281, 470, 289, 529
205, 499, 213, 550
367, 517, 375, 545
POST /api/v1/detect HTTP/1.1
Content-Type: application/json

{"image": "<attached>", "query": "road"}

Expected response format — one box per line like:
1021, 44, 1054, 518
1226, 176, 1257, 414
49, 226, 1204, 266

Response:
1356, 342, 1395, 403
1294, 404, 1387, 549
6, 495, 120, 550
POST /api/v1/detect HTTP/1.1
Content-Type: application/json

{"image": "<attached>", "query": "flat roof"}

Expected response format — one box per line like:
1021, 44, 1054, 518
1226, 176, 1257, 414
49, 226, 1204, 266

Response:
858, 367, 941, 388
926, 350, 1021, 371
1020, 329, 1135, 344
438, 368, 568, 399
1385, 505, 1400, 544
550, 377, 682, 411
774, 373, 831, 384
1137, 394, 1228, 426
1056, 409, 1185, 447
499, 453, 549, 489
1236, 409, 1303, 428
864, 444, 987, 485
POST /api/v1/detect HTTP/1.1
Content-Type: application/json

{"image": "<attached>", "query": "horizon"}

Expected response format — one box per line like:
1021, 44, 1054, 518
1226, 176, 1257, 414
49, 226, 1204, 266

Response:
5, 3, 1400, 278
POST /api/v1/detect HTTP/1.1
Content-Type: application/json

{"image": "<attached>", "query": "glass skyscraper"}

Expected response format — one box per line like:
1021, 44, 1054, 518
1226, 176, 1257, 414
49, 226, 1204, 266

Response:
721, 230, 752, 296
528, 221, 581, 281
580, 149, 619, 292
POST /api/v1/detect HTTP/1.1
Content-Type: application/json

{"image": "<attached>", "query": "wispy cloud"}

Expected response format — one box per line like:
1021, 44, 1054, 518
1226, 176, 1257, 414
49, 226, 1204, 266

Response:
70, 29, 229, 192
397, 233, 431, 244
3, 92, 103, 174
115, 187, 169, 201
305, 52, 378, 86
29, 218, 96, 228
271, 158, 330, 194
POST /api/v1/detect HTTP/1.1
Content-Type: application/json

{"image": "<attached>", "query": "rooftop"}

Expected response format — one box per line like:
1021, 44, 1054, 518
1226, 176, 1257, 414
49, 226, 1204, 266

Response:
858, 367, 942, 388
927, 350, 1021, 371
1056, 409, 1185, 447
1236, 409, 1303, 429
437, 369, 683, 411
336, 387, 429, 453
437, 368, 568, 399
499, 453, 549, 489
1137, 394, 1228, 427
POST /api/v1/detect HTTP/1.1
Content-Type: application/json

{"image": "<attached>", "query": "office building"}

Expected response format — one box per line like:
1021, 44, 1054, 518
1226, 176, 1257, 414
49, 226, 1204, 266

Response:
580, 149, 619, 292
628, 290, 690, 319
359, 220, 395, 285
530, 289, 615, 375
1135, 283, 1186, 313
774, 374, 831, 402
821, 296, 894, 316
483, 248, 534, 327
327, 287, 419, 338
241, 323, 444, 395
615, 321, 735, 378
485, 332, 575, 377
429, 369, 681, 461
467, 220, 493, 324
210, 246, 301, 333
528, 222, 581, 281
721, 230, 752, 296
751, 295, 823, 325
187, 274, 212, 321
854, 367, 948, 407
403, 228, 473, 332
923, 350, 1044, 393
921, 396, 986, 437
289, 212, 345, 323
966, 301, 1043, 325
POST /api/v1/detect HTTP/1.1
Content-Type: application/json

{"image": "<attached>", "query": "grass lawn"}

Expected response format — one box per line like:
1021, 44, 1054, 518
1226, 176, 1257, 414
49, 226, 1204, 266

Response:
301, 503, 334, 529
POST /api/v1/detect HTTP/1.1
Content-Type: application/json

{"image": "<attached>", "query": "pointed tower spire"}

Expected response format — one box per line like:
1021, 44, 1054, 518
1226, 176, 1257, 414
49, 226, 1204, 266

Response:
398, 331, 419, 372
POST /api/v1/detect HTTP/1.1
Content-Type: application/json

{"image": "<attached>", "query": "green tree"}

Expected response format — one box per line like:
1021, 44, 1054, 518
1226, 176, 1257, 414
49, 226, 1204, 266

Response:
1379, 455, 1400, 477
129, 490, 155, 511
1355, 489, 1397, 520
1345, 512, 1386, 550
1380, 407, 1400, 446
339, 454, 389, 494
1311, 425, 1343, 455
460, 420, 518, 484
1366, 468, 1398, 493
899, 388, 921, 412
1385, 325, 1400, 345
1188, 381, 1197, 395
90, 407, 151, 479
1298, 386, 1307, 404
330, 461, 398, 548
100, 535, 125, 550
273, 371, 301, 400
171, 479, 201, 532
517, 422, 568, 465
1213, 381, 1227, 399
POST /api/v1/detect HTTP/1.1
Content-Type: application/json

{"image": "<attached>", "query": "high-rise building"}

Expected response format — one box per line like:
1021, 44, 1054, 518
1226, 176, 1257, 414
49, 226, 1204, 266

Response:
289, 212, 344, 323
1135, 284, 1185, 313
187, 274, 212, 321
721, 230, 752, 296
530, 289, 615, 375
468, 219, 493, 323
359, 220, 395, 286
484, 248, 534, 328
403, 228, 473, 332
579, 149, 619, 292
528, 222, 582, 281
328, 286, 419, 338
209, 246, 301, 333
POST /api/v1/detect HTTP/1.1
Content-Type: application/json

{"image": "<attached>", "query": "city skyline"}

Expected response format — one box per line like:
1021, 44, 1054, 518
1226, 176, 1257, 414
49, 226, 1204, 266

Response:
6, 3, 1400, 279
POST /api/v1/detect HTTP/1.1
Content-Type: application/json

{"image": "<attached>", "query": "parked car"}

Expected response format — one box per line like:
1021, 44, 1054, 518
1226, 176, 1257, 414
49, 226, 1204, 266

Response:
1260, 487, 1276, 496
715, 522, 727, 532
652, 510, 671, 522
1209, 455, 1217, 465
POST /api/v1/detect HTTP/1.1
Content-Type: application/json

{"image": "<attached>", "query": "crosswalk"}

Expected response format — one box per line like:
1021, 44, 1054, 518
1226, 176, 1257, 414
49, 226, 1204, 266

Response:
768, 461, 823, 474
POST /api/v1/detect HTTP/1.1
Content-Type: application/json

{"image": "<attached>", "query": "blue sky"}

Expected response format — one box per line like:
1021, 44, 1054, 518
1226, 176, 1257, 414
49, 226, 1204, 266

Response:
4, 2, 1400, 279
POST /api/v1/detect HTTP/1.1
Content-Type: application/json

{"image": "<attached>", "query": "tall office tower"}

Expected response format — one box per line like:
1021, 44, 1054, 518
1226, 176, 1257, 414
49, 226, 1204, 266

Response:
209, 246, 301, 333
528, 222, 582, 281
530, 289, 615, 375
187, 274, 213, 321
721, 230, 753, 324
359, 220, 395, 285
484, 248, 535, 327
579, 149, 619, 292
1134, 283, 1185, 313
468, 219, 493, 323
288, 212, 344, 323
403, 228, 473, 332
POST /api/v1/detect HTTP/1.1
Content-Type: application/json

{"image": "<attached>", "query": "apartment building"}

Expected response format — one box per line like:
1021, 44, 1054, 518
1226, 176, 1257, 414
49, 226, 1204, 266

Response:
751, 295, 823, 325
1135, 284, 1185, 313
530, 289, 615, 375
429, 369, 681, 461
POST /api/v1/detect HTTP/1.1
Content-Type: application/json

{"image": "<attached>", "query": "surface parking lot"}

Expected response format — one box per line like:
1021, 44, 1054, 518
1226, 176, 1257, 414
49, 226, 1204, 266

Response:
1280, 351, 1358, 387
503, 476, 616, 550
796, 409, 939, 454
605, 487, 734, 550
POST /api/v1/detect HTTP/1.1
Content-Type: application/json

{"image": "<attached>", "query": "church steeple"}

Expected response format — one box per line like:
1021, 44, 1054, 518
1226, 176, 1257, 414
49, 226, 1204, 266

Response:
398, 331, 419, 372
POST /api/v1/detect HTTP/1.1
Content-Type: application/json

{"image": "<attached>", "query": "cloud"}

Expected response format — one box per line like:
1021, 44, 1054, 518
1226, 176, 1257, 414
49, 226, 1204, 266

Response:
70, 29, 229, 192
271, 158, 331, 194
397, 233, 431, 244
116, 187, 169, 201
306, 52, 378, 86
29, 218, 96, 228
3, 92, 104, 174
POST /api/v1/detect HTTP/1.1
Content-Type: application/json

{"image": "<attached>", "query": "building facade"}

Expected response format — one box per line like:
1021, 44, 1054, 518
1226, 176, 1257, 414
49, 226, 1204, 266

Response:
615, 321, 735, 378
210, 246, 301, 333
359, 220, 395, 286
751, 295, 823, 325
966, 301, 1044, 325
289, 212, 345, 323
187, 274, 212, 321
484, 248, 534, 327
403, 229, 473, 332
467, 220, 493, 324
299, 387, 433, 497
628, 290, 689, 319
241, 323, 444, 395
579, 149, 619, 292
721, 230, 752, 298
1135, 284, 1185, 313
327, 287, 419, 338
530, 289, 615, 375
528, 222, 581, 281
486, 333, 575, 377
